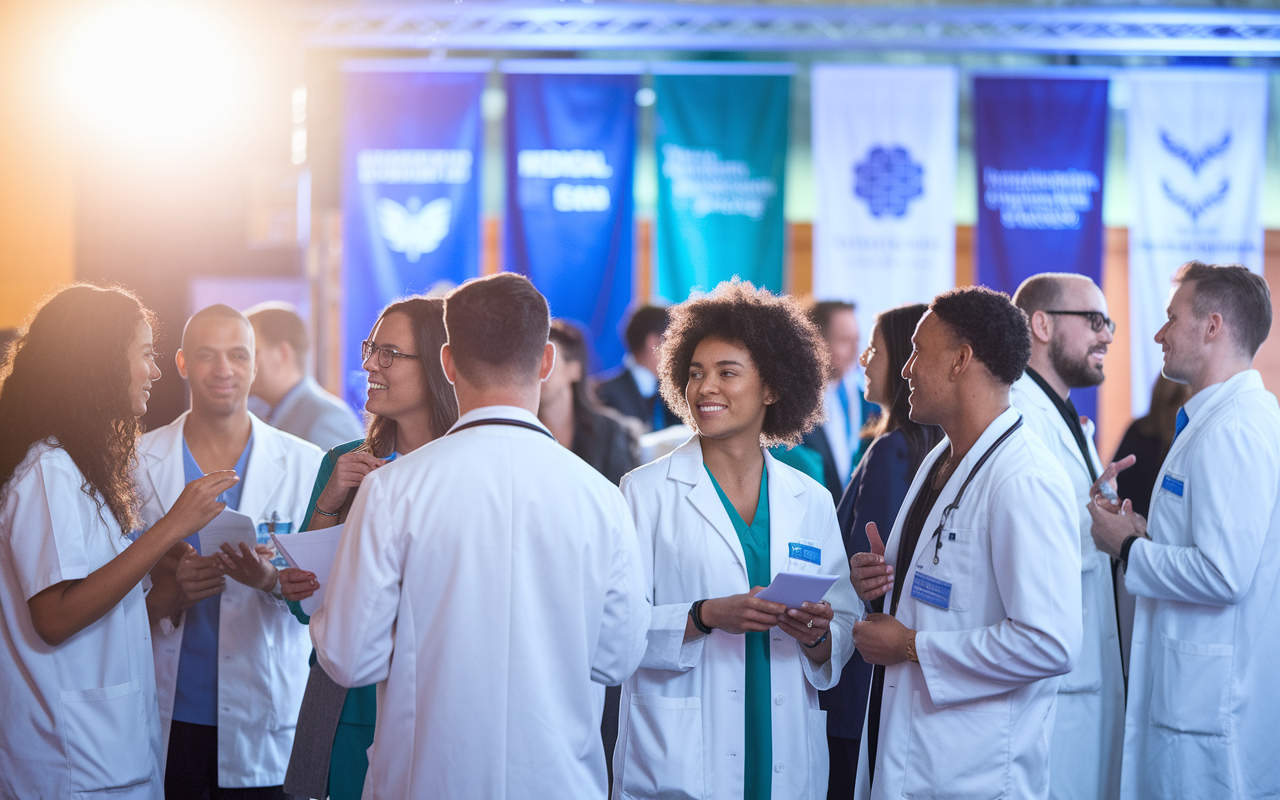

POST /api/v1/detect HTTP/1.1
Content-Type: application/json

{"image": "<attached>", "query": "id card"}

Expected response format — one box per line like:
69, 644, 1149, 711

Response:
910, 571, 952, 610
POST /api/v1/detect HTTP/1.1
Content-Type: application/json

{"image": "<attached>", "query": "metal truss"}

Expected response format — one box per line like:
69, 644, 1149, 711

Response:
298, 3, 1280, 56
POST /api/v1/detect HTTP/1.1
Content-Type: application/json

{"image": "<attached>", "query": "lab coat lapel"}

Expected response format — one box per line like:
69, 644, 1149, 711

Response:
668, 437, 749, 582
237, 414, 286, 524
1025, 376, 1091, 477
765, 452, 807, 579
1165, 370, 1260, 465
140, 411, 191, 515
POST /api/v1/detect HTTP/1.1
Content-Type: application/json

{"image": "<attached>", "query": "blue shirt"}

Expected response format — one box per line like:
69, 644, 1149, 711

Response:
171, 433, 253, 726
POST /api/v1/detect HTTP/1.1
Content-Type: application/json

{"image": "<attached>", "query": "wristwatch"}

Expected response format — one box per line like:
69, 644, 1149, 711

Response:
905, 634, 919, 663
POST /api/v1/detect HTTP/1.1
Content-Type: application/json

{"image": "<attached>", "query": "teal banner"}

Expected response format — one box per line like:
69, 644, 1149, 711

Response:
654, 70, 790, 301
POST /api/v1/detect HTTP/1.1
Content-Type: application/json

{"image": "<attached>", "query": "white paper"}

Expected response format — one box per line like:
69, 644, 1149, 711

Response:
271, 524, 344, 616
197, 508, 258, 558
756, 571, 840, 609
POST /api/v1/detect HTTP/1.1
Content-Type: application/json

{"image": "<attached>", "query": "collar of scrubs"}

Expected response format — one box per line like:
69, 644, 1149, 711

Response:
1183, 381, 1225, 421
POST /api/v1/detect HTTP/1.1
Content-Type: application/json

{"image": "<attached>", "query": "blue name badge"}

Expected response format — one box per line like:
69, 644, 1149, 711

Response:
788, 543, 821, 565
1161, 475, 1185, 497
910, 572, 952, 610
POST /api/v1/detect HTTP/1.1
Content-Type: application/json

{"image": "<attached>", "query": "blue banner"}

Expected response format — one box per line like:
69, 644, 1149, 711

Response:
504, 66, 638, 372
342, 64, 486, 410
975, 76, 1109, 421
654, 67, 791, 301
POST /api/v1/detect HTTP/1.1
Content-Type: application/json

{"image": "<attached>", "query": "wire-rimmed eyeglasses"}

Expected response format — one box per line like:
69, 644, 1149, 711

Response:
1046, 311, 1116, 334
361, 340, 420, 369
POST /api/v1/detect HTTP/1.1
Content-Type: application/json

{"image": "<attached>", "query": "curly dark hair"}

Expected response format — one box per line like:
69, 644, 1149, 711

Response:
929, 286, 1031, 387
0, 284, 155, 533
658, 280, 829, 448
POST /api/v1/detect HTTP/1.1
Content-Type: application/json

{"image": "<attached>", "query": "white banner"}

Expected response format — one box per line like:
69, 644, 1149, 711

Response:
1127, 70, 1267, 416
811, 65, 957, 344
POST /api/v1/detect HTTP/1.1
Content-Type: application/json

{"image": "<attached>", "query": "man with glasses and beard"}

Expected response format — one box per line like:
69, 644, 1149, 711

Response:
1011, 274, 1124, 800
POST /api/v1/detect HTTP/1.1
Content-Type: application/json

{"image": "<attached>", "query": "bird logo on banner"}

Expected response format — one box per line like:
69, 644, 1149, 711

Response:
1160, 131, 1231, 175
1162, 179, 1229, 223
376, 196, 452, 262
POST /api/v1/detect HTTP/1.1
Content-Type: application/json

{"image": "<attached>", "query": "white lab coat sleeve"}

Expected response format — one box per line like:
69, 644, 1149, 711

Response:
1126, 415, 1280, 606
801, 499, 858, 692
591, 493, 652, 686
917, 472, 1082, 708
621, 474, 706, 672
310, 472, 403, 688
8, 453, 95, 600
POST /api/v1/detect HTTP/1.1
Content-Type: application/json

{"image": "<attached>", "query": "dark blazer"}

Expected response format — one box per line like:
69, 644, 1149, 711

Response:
800, 428, 843, 504
820, 430, 915, 741
595, 368, 680, 432
572, 407, 642, 486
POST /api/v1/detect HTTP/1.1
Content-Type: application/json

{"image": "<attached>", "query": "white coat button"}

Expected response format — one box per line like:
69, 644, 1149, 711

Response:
774, 762, 785, 773
774, 694, 784, 706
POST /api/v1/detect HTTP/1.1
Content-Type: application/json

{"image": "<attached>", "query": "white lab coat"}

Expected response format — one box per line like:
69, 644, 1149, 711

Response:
854, 407, 1083, 800
1011, 375, 1124, 800
311, 406, 650, 800
135, 412, 321, 788
0, 441, 163, 799
1120, 370, 1280, 799
611, 436, 859, 800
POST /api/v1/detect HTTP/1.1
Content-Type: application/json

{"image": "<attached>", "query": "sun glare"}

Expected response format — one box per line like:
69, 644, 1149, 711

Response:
64, 3, 238, 144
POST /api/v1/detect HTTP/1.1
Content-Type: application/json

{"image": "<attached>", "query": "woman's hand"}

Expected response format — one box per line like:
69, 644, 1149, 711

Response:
776, 600, 833, 646
279, 568, 319, 602
161, 470, 239, 544
700, 587, 788, 635
215, 542, 278, 594
314, 452, 387, 516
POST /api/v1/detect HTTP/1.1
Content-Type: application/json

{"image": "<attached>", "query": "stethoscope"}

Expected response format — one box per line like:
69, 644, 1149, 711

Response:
925, 416, 1024, 566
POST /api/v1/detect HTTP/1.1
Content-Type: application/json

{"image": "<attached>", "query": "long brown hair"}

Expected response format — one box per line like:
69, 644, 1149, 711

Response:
363, 297, 458, 458
0, 284, 155, 532
862, 303, 944, 472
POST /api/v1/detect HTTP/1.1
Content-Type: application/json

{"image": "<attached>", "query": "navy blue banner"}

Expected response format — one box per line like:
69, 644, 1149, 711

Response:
342, 64, 486, 410
504, 67, 638, 372
975, 75, 1109, 421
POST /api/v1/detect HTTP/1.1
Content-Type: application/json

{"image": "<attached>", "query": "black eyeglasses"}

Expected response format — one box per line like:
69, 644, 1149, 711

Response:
361, 340, 420, 369
1046, 311, 1116, 334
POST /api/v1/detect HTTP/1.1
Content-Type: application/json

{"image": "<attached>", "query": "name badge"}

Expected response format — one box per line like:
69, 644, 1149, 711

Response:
1161, 475, 1185, 497
788, 543, 821, 565
910, 571, 952, 610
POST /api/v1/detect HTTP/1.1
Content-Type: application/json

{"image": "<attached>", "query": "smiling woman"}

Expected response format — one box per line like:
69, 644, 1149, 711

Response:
611, 279, 859, 800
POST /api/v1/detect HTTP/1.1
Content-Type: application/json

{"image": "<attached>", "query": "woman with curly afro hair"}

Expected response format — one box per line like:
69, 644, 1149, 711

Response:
611, 280, 859, 800
0, 284, 239, 798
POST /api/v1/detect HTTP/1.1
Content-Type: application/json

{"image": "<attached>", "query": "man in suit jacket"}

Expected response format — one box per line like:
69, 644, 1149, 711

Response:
595, 305, 681, 432
247, 302, 363, 450
1011, 273, 1124, 800
803, 300, 878, 503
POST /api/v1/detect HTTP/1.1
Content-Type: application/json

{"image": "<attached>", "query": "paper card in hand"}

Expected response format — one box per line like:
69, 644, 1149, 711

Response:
755, 571, 839, 609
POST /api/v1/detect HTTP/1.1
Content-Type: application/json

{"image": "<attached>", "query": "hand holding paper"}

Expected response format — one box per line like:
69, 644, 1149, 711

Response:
271, 525, 344, 616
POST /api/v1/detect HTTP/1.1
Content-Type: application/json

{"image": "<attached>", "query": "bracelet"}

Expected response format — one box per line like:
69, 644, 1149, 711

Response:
313, 504, 340, 518
802, 630, 829, 649
1119, 534, 1140, 572
689, 599, 713, 635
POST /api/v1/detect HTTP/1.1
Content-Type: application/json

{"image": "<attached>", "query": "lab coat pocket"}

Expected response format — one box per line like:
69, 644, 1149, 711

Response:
1151, 635, 1232, 736
903, 689, 1010, 800
621, 694, 705, 800
927, 527, 976, 612
59, 678, 154, 792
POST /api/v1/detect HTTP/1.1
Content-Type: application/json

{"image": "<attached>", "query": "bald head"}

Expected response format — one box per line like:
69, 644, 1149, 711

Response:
182, 304, 254, 353
1012, 273, 1098, 318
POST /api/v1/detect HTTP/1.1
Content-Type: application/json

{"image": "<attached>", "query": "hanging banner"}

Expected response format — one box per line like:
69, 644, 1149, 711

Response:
811, 65, 957, 347
975, 75, 1109, 422
342, 61, 488, 411
653, 64, 791, 301
1127, 70, 1267, 416
503, 62, 639, 372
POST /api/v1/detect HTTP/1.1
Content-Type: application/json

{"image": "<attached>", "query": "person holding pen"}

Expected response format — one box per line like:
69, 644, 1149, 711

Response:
277, 296, 458, 800
610, 279, 858, 800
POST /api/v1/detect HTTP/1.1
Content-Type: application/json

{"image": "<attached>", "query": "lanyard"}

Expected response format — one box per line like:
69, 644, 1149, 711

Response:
925, 416, 1023, 567
448, 417, 557, 441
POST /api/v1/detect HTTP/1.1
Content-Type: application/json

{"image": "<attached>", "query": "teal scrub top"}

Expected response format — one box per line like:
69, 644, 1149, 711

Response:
706, 464, 773, 800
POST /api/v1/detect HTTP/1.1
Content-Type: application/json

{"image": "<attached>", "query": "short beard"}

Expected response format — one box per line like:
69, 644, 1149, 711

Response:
1050, 336, 1105, 389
